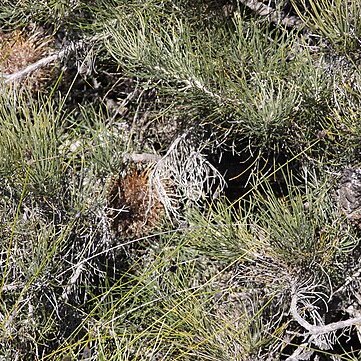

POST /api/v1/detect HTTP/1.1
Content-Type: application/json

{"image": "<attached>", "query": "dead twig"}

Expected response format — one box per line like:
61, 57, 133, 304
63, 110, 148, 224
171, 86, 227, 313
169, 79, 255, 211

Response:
290, 284, 361, 336
1, 53, 60, 83
0, 40, 86, 83
123, 153, 161, 163
285, 343, 314, 361
238, 0, 304, 29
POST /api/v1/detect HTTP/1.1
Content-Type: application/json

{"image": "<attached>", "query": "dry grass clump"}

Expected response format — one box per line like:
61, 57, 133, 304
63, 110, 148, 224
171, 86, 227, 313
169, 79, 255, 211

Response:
107, 166, 164, 238
0, 28, 55, 89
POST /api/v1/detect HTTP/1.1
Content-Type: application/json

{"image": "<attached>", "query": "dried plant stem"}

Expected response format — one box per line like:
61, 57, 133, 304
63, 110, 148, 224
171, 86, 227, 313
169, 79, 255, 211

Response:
148, 132, 225, 221
2, 53, 60, 83
0, 40, 85, 83
123, 153, 161, 163
238, 0, 303, 29
285, 344, 314, 361
291, 285, 361, 335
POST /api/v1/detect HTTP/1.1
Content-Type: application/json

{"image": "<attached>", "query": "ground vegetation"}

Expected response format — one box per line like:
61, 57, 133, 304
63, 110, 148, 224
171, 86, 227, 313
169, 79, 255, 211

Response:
1, 1, 361, 360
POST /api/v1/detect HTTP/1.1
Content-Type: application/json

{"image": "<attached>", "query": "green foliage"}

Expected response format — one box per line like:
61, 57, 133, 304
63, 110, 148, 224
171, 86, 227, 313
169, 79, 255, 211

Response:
104, 2, 361, 166
292, 0, 361, 56
0, 0, 104, 30
186, 200, 257, 263
0, 88, 130, 359
0, 89, 63, 194
256, 174, 355, 269
2, 0, 361, 359
105, 7, 309, 150
187, 169, 358, 279
46, 235, 280, 360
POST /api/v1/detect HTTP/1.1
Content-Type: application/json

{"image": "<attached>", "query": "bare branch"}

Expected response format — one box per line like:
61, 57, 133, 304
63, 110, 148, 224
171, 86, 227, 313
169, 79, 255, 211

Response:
1, 282, 23, 292
285, 343, 314, 361
0, 40, 86, 83
238, 0, 304, 29
291, 284, 361, 336
331, 265, 361, 298
123, 153, 161, 163
1, 53, 60, 83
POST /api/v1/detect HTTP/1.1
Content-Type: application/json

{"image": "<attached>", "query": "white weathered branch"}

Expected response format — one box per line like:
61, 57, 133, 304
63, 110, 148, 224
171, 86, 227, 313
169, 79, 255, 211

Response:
1, 282, 23, 292
123, 153, 161, 163
238, 0, 304, 29
285, 343, 314, 361
291, 285, 361, 336
0, 40, 86, 83
1, 52, 60, 83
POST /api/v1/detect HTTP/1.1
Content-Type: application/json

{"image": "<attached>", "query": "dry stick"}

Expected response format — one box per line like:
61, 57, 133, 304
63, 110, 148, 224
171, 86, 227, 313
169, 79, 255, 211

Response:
285, 344, 314, 361
290, 285, 361, 335
123, 153, 161, 163
0, 41, 84, 83
331, 266, 361, 299
2, 52, 61, 83
238, 0, 304, 29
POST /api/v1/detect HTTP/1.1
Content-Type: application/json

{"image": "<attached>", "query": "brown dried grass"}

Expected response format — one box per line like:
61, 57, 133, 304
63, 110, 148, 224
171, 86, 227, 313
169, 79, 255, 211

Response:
0, 29, 55, 89
107, 167, 164, 238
